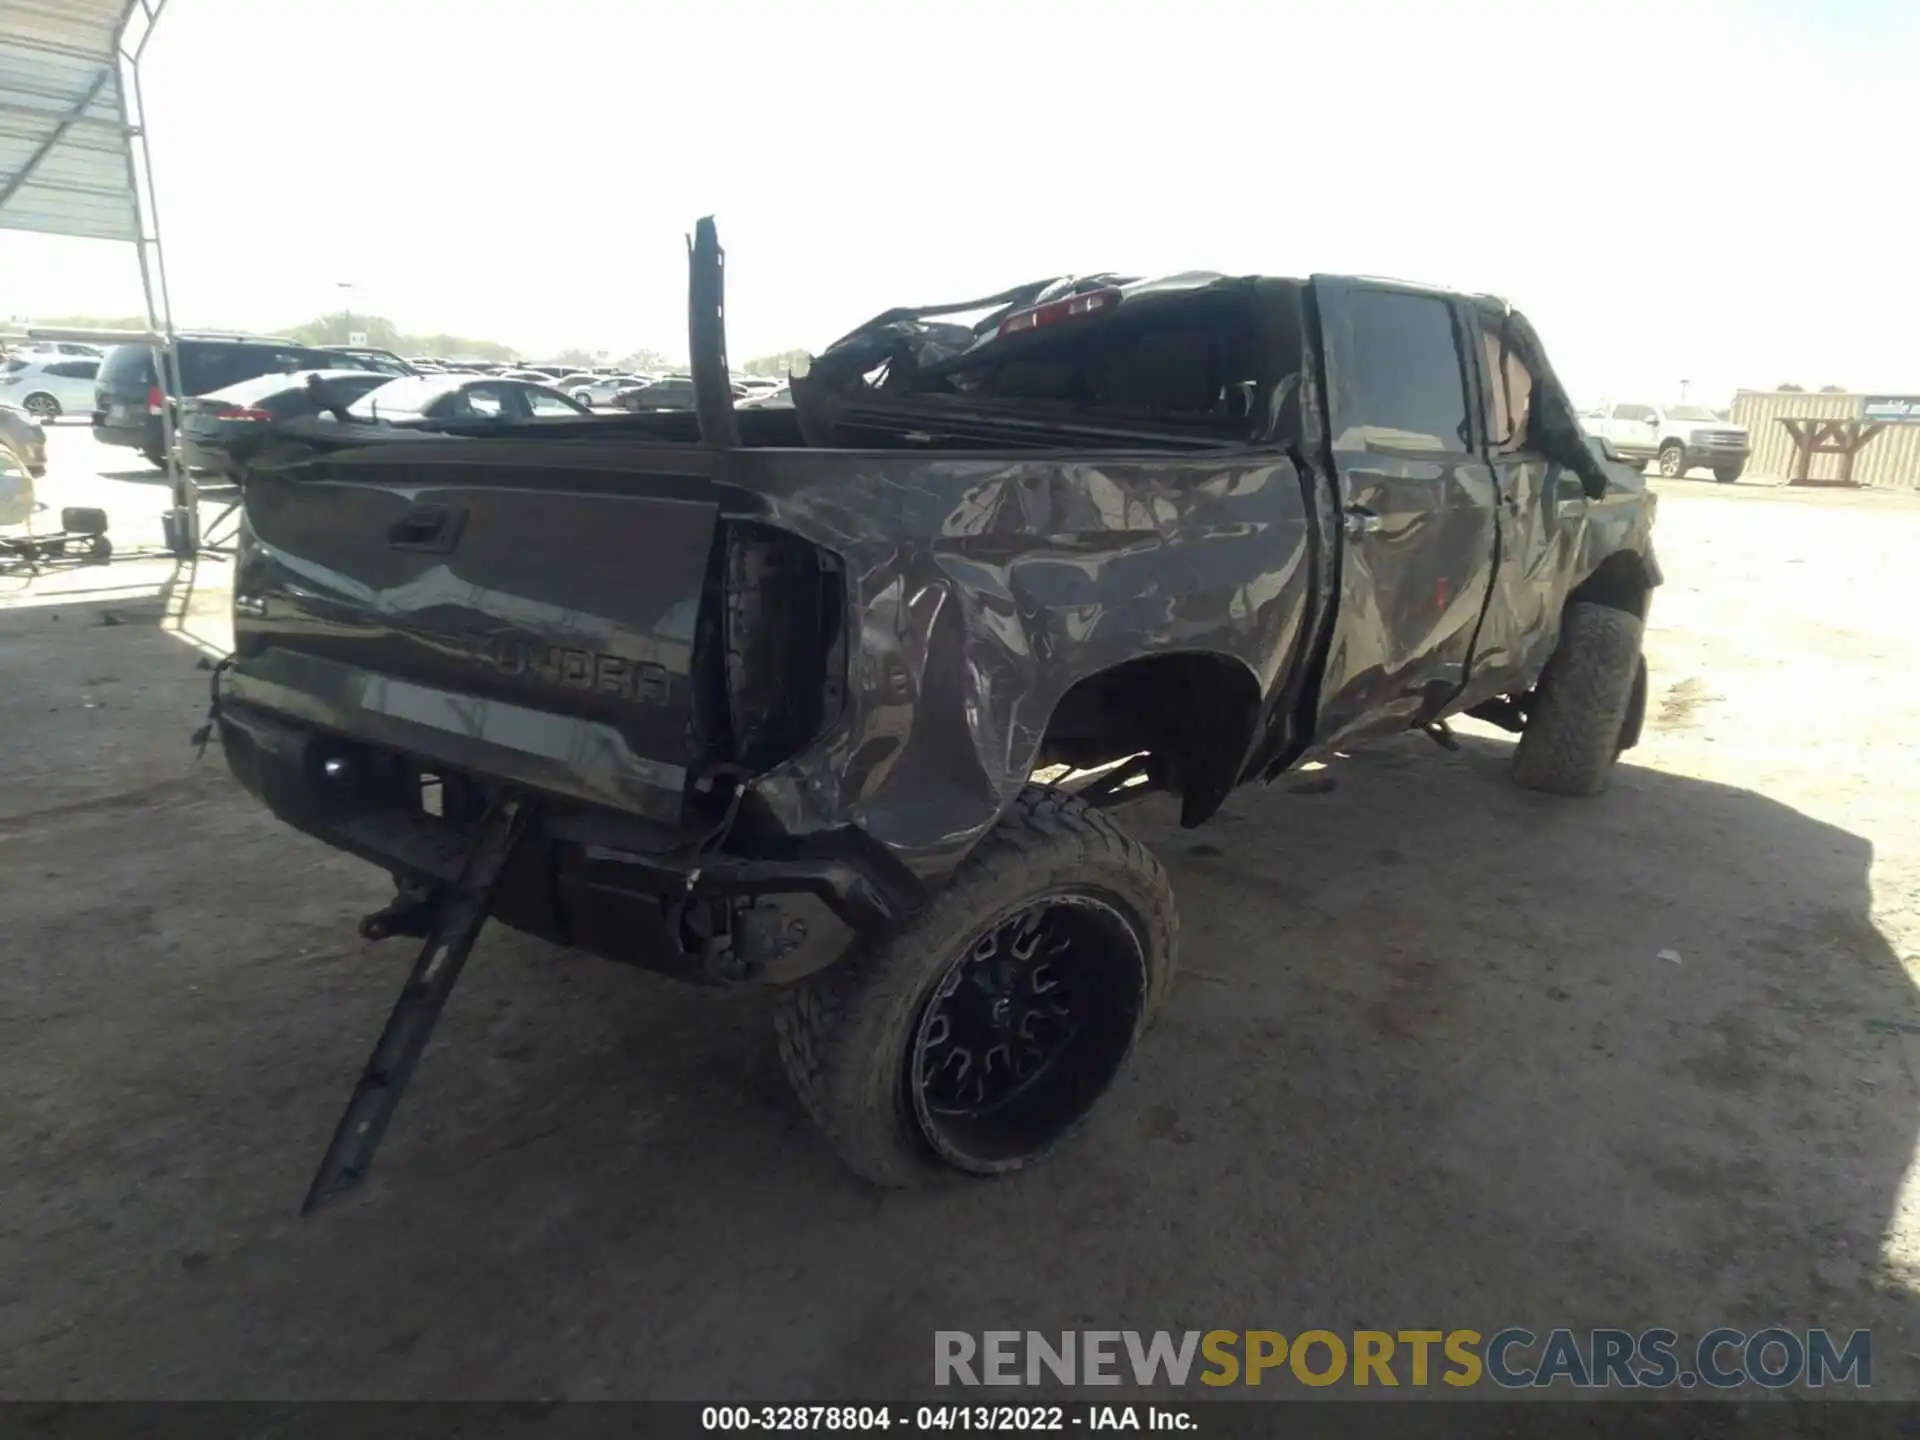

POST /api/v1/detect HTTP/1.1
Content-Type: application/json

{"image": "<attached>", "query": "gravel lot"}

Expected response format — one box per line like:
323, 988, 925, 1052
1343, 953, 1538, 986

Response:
3, 429, 1918, 1400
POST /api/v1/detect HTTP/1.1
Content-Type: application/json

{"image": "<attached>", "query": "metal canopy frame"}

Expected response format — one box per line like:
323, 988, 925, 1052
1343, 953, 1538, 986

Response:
1, 0, 188, 547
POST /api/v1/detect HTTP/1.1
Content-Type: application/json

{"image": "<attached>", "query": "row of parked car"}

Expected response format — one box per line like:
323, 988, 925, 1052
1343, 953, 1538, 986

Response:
398, 357, 788, 412
174, 369, 608, 475
0, 332, 797, 454
0, 332, 795, 473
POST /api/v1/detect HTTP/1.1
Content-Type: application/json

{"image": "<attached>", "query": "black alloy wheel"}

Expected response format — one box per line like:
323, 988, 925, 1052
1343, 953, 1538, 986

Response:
908, 892, 1146, 1171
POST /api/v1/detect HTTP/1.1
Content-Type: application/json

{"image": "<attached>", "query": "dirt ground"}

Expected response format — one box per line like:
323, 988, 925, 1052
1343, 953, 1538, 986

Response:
3, 430, 1919, 1401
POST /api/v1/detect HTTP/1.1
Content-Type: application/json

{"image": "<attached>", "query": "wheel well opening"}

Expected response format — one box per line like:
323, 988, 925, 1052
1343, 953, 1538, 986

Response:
1037, 652, 1262, 822
1568, 550, 1652, 619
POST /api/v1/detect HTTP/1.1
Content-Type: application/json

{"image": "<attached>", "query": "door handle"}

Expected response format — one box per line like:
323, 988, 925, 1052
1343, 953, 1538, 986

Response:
387, 506, 466, 553
1343, 505, 1383, 538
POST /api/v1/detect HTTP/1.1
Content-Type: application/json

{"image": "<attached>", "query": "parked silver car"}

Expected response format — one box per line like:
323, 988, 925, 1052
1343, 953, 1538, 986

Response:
1, 354, 101, 421
559, 373, 638, 406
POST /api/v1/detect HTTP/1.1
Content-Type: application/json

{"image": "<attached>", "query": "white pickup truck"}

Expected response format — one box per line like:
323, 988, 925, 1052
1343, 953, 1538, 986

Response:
1580, 402, 1749, 482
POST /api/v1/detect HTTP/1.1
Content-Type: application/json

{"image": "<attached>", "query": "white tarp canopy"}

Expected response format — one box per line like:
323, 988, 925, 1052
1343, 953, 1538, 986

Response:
0, 0, 145, 243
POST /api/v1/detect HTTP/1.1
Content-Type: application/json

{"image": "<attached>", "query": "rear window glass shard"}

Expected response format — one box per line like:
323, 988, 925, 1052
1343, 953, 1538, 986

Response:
1479, 324, 1536, 452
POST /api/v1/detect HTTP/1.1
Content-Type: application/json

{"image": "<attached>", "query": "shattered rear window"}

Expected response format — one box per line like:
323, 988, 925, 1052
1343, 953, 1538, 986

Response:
928, 298, 1264, 427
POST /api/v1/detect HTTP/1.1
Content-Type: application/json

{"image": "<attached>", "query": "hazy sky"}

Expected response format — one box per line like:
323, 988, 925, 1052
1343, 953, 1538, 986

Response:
2, 0, 1913, 402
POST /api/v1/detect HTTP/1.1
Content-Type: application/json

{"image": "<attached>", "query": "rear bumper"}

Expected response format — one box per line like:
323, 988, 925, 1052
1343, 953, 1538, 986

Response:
216, 693, 924, 978
92, 414, 160, 453
224, 646, 697, 827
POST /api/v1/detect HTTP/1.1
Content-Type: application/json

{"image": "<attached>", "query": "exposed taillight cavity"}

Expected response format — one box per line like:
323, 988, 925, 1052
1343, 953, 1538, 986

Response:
146, 385, 165, 415
997, 287, 1122, 337
716, 524, 847, 772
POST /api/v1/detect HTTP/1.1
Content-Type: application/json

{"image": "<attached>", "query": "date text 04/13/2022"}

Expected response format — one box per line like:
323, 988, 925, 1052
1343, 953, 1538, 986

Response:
700, 1405, 1194, 1431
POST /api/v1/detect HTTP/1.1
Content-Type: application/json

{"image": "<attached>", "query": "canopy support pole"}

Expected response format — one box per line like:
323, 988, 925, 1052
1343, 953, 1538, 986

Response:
112, 0, 192, 553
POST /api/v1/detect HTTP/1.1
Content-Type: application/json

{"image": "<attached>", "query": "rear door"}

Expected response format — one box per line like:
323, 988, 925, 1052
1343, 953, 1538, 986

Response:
1609, 402, 1658, 457
1308, 279, 1501, 750
60, 359, 100, 406
41, 359, 101, 411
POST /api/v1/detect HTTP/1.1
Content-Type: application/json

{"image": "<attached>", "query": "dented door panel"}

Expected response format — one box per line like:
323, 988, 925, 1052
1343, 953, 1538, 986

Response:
1306, 279, 1501, 753
1313, 454, 1501, 749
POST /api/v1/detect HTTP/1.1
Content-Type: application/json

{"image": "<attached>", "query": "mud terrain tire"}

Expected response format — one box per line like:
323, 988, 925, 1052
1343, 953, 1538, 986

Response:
774, 785, 1176, 1186
1512, 602, 1645, 798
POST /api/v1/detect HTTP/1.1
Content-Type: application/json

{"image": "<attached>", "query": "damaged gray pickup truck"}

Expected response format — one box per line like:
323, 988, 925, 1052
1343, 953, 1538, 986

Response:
214, 220, 1658, 1209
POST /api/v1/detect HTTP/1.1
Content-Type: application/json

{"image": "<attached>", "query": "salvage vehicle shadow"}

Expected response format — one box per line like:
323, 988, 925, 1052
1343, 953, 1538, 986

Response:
95, 468, 178, 485
3, 640, 1914, 1401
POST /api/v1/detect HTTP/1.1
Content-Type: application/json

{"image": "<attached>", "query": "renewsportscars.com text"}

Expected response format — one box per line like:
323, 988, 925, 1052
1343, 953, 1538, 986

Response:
934, 1328, 1870, 1390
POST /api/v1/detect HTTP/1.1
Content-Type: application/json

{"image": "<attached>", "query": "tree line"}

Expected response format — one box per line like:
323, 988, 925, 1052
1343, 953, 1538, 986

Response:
22, 311, 812, 378
21, 310, 676, 371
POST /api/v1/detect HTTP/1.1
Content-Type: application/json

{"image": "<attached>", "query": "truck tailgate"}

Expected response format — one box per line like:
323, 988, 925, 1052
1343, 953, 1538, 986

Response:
229, 451, 722, 828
